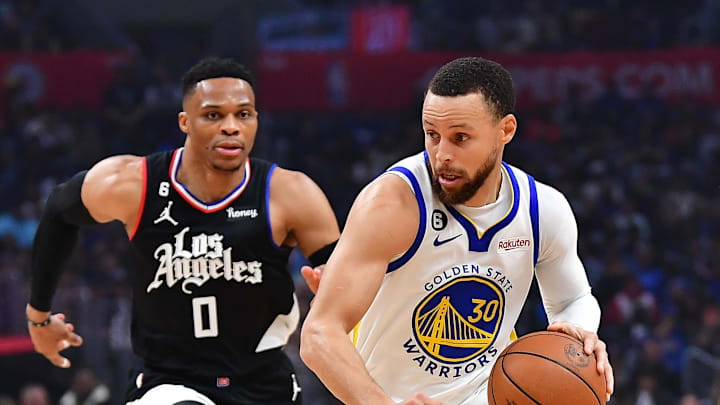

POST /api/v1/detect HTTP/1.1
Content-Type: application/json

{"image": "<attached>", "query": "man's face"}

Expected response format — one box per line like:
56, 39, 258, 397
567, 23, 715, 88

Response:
178, 77, 258, 172
423, 91, 512, 205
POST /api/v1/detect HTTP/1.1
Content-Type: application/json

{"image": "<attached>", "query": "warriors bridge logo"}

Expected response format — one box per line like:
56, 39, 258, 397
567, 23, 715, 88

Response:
403, 274, 505, 379
414, 276, 504, 363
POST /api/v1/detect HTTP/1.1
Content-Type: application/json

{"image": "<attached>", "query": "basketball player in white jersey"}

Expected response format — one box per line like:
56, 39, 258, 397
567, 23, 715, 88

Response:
300, 57, 614, 404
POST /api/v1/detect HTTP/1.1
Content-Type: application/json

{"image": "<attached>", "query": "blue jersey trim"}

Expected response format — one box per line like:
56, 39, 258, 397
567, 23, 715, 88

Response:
444, 162, 521, 252
527, 173, 539, 266
387, 167, 426, 273
266, 164, 289, 251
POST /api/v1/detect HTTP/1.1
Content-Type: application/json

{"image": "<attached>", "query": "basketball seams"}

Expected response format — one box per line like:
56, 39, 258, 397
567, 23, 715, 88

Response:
502, 351, 602, 405
500, 355, 542, 405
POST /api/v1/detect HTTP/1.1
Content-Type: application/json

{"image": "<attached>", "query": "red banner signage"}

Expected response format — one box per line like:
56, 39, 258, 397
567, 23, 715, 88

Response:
351, 5, 411, 53
0, 51, 129, 116
257, 48, 720, 111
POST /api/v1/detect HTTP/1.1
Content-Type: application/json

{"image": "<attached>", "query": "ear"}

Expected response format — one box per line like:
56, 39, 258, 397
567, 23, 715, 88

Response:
498, 114, 517, 145
178, 111, 189, 134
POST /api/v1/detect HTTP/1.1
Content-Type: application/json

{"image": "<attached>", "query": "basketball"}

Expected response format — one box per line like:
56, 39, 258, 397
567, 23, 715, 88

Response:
488, 331, 606, 405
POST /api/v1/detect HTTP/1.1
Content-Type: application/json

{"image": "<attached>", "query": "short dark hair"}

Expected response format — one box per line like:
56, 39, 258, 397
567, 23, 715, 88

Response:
181, 57, 254, 98
428, 57, 515, 121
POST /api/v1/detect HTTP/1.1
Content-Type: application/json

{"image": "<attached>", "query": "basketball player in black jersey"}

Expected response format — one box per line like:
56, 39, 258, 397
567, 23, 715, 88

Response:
25, 58, 340, 404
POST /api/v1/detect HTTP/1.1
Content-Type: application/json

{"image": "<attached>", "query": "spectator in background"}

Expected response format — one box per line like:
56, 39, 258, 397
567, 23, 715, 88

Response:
59, 368, 110, 405
628, 368, 677, 405
103, 57, 149, 134
18, 384, 48, 405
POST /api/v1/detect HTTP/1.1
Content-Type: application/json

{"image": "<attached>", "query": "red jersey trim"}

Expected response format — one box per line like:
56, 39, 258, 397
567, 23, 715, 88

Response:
128, 156, 147, 240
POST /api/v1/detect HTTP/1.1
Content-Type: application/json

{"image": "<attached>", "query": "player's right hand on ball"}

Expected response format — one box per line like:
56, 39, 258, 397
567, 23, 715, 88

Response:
399, 393, 443, 405
26, 304, 83, 368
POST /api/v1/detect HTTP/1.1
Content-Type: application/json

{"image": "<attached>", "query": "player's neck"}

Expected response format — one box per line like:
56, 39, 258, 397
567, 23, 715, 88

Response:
462, 164, 503, 208
176, 149, 248, 203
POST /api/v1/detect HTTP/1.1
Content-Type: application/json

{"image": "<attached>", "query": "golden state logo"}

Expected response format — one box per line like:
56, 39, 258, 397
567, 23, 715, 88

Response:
412, 276, 504, 364
401, 270, 510, 379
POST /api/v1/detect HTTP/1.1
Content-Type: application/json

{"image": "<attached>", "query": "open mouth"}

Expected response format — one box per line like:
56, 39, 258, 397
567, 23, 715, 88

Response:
438, 173, 462, 186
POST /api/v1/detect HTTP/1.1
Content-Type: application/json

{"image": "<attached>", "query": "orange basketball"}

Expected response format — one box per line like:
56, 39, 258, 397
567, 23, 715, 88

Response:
488, 331, 606, 405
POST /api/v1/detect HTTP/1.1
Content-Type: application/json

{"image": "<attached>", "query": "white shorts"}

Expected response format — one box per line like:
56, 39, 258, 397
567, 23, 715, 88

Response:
126, 384, 216, 405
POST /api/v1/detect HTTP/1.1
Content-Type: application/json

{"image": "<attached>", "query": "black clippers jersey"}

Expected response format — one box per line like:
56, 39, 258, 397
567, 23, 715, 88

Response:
129, 148, 295, 377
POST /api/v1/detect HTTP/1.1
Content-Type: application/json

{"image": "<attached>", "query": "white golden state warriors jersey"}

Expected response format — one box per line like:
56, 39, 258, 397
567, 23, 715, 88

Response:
354, 151, 595, 405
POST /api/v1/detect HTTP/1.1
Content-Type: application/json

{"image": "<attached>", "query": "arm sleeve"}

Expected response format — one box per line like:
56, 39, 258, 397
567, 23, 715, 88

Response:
30, 171, 98, 311
308, 240, 338, 267
534, 183, 600, 333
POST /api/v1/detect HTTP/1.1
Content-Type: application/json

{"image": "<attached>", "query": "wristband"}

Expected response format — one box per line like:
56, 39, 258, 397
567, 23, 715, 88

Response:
308, 240, 338, 267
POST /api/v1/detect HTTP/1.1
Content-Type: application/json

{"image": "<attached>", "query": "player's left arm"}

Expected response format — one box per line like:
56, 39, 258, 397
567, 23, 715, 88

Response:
533, 183, 613, 402
270, 167, 340, 289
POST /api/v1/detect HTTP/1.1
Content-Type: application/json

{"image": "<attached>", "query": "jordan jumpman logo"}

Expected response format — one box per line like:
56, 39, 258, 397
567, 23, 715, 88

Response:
291, 373, 302, 402
154, 201, 178, 226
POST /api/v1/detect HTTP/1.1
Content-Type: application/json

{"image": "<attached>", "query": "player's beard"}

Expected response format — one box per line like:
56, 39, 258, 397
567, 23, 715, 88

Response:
430, 146, 498, 206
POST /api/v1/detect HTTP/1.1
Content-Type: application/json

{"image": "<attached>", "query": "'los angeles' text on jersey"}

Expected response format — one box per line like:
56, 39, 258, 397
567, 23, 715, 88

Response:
148, 226, 263, 295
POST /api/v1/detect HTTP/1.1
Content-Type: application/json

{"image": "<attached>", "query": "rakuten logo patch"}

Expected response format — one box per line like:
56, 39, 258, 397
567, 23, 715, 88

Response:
497, 237, 531, 253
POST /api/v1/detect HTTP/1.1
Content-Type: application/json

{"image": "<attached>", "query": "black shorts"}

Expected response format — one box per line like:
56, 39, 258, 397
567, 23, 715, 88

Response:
126, 352, 302, 405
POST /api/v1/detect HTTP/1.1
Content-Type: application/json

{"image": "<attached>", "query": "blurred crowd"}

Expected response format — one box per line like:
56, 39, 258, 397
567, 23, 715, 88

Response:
3, 0, 720, 53
1, 0, 720, 404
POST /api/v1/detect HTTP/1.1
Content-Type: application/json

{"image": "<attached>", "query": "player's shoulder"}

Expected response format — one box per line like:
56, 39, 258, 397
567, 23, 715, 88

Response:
87, 154, 145, 188
269, 166, 315, 194
381, 151, 429, 197
357, 169, 418, 214
82, 154, 145, 223
94, 153, 145, 166
387, 151, 427, 174
532, 178, 576, 225
505, 163, 570, 210
535, 181, 570, 209
504, 163, 575, 222
267, 166, 332, 216
344, 172, 419, 249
